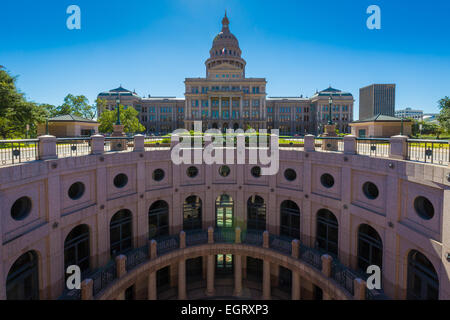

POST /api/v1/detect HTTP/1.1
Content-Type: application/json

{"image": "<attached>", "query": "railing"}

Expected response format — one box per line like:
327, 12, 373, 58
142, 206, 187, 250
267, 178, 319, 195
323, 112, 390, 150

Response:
92, 260, 117, 296
125, 246, 149, 271
56, 138, 92, 157
155, 234, 180, 255
356, 138, 390, 158
214, 228, 235, 243
269, 234, 292, 255
185, 229, 208, 246
331, 260, 356, 296
241, 229, 264, 246
299, 245, 323, 270
407, 139, 449, 165
59, 228, 389, 300
0, 139, 39, 165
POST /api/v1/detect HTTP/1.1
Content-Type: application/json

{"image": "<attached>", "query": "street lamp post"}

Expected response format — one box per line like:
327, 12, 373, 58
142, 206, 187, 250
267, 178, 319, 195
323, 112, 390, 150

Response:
116, 95, 121, 125
328, 95, 333, 125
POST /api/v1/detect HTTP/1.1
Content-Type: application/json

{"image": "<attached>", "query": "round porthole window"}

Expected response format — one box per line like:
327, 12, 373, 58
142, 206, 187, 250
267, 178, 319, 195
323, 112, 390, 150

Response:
251, 166, 261, 178
320, 173, 334, 188
11, 197, 32, 221
414, 196, 434, 220
362, 182, 379, 200
186, 166, 199, 178
114, 173, 128, 188
219, 165, 231, 177
68, 182, 85, 200
284, 169, 297, 181
152, 169, 165, 182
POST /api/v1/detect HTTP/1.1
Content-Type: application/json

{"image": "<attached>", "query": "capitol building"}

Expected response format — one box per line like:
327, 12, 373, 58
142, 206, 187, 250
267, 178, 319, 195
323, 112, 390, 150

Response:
98, 14, 354, 135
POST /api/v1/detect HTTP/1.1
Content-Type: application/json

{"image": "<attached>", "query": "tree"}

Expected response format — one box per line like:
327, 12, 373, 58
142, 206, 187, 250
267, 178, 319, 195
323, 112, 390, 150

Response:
98, 105, 145, 134
52, 94, 96, 119
0, 68, 49, 138
437, 97, 450, 133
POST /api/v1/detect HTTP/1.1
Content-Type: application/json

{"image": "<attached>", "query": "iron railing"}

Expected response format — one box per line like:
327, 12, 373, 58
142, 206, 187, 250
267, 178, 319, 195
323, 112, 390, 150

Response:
125, 246, 149, 271
92, 260, 117, 296
0, 139, 39, 165
331, 260, 356, 296
185, 229, 208, 246
356, 138, 390, 158
407, 139, 449, 165
241, 229, 264, 246
299, 245, 323, 270
155, 234, 180, 255
214, 228, 235, 243
56, 138, 92, 157
269, 234, 292, 255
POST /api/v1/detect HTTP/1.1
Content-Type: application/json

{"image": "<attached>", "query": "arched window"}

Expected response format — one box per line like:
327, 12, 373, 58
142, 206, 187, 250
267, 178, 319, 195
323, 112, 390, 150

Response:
215, 194, 234, 228
6, 251, 39, 300
280, 200, 300, 239
183, 196, 202, 231
110, 209, 133, 256
149, 200, 169, 238
357, 224, 382, 272
64, 224, 90, 276
407, 250, 439, 300
247, 195, 266, 231
316, 209, 338, 256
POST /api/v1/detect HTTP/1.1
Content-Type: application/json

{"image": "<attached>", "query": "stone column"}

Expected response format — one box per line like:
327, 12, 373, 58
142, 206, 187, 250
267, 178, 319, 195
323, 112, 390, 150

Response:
206, 255, 215, 296
116, 291, 125, 300
321, 124, 338, 151
133, 134, 145, 152
354, 278, 367, 300
81, 278, 93, 300
91, 134, 105, 155
389, 135, 408, 160
115, 255, 127, 278
178, 259, 187, 300
148, 271, 157, 300
229, 98, 232, 120
262, 260, 271, 299
38, 135, 57, 160
321, 254, 333, 277
292, 271, 301, 300
219, 97, 222, 120
304, 134, 315, 152
208, 97, 212, 121
343, 135, 356, 155
233, 255, 243, 297
239, 97, 243, 125
111, 124, 127, 151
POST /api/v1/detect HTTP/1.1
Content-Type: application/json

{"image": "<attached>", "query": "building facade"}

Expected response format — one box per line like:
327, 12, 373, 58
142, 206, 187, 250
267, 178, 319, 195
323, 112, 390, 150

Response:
359, 84, 396, 120
395, 108, 424, 120
97, 14, 354, 135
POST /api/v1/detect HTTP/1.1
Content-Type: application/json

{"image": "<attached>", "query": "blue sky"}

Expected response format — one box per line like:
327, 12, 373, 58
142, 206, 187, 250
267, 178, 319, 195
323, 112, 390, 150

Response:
0, 0, 449, 119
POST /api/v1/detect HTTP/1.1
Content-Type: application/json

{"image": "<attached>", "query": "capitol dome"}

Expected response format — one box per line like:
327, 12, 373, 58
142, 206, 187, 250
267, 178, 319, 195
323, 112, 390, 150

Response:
205, 12, 246, 78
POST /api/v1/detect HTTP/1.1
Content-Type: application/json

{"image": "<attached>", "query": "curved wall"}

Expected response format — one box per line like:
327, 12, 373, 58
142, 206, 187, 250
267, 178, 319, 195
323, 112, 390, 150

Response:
0, 148, 449, 299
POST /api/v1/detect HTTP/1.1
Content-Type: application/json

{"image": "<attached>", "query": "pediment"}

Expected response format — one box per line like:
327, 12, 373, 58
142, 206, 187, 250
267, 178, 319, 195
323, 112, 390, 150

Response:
209, 62, 240, 71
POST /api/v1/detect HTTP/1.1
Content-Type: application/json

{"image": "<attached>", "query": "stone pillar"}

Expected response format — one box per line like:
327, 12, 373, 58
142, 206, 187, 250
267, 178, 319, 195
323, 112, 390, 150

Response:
239, 98, 243, 124
91, 134, 105, 155
292, 271, 300, 300
150, 240, 158, 259
208, 226, 214, 244
235, 227, 241, 244
81, 278, 93, 300
354, 278, 367, 300
148, 271, 157, 300
219, 97, 222, 120
321, 124, 338, 151
179, 231, 186, 249
111, 124, 127, 151
304, 134, 315, 152
263, 231, 269, 248
133, 134, 145, 152
206, 255, 215, 296
178, 259, 187, 300
38, 135, 57, 160
321, 254, 333, 277
343, 135, 356, 155
389, 135, 408, 160
262, 260, 271, 299
115, 255, 127, 278
116, 291, 125, 300
291, 239, 299, 259
233, 255, 243, 297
